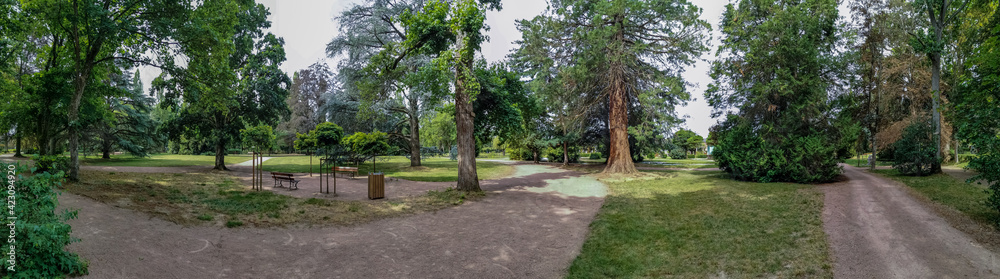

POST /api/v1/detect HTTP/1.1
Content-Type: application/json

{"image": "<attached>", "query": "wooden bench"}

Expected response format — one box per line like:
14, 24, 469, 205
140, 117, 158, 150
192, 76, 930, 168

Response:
332, 166, 359, 178
270, 172, 300, 190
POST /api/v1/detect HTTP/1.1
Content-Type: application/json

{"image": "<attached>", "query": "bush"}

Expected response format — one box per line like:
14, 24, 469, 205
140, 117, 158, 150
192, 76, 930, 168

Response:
31, 155, 69, 174
0, 163, 88, 277
892, 120, 939, 176
547, 146, 580, 163
713, 117, 843, 183
589, 153, 601, 160
227, 149, 242, 155
669, 149, 688, 159
449, 146, 458, 161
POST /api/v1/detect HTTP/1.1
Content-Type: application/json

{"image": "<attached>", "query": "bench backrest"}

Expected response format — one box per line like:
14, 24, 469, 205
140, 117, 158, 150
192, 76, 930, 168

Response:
333, 167, 358, 171
271, 172, 295, 178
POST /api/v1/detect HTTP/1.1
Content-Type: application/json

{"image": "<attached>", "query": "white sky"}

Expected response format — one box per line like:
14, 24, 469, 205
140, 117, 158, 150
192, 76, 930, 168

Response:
141, 0, 848, 138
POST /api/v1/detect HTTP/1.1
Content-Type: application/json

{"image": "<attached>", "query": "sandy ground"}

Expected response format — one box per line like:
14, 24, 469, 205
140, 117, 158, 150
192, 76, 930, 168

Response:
61, 164, 607, 278
821, 165, 1000, 278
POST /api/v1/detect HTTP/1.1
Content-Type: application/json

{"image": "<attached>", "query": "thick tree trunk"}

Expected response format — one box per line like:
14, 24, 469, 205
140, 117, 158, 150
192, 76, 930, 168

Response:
214, 140, 228, 170
454, 31, 480, 192
602, 62, 638, 174
408, 100, 422, 167
931, 52, 942, 173
533, 150, 539, 164
101, 134, 113, 159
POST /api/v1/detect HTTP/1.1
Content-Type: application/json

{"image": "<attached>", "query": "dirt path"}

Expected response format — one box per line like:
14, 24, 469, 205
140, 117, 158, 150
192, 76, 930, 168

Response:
821, 165, 1000, 278
61, 164, 606, 278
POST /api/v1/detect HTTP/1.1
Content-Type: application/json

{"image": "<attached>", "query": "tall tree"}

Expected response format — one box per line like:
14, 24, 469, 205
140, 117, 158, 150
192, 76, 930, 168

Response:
912, 0, 970, 172
367, 0, 500, 191
513, 0, 709, 174
278, 62, 332, 149
22, 0, 189, 181
326, 0, 451, 168
954, 0, 999, 216
89, 70, 161, 158
707, 0, 851, 183
156, 0, 290, 170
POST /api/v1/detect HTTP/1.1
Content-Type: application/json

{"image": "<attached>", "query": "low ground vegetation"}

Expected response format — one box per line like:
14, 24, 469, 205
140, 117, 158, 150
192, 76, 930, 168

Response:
262, 156, 514, 182
81, 154, 252, 167
62, 171, 482, 227
567, 170, 831, 278
873, 169, 998, 226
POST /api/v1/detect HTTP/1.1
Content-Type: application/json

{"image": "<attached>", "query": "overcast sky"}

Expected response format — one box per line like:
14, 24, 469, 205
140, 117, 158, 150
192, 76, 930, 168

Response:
141, 0, 844, 138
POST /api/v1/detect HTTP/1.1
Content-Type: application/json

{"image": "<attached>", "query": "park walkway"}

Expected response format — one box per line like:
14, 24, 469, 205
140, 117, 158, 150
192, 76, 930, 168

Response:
821, 165, 999, 278
61, 164, 606, 278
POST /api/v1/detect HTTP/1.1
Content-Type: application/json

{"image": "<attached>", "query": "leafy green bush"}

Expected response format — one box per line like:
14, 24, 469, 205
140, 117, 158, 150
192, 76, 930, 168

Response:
713, 117, 843, 183
31, 155, 69, 174
227, 149, 242, 154
201, 151, 216, 156
0, 163, 88, 278
547, 146, 580, 163
589, 153, 601, 160
669, 149, 688, 159
892, 120, 939, 176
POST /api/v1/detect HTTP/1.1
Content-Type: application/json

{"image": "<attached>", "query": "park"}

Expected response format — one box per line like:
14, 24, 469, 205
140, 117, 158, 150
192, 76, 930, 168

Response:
2, 0, 1000, 278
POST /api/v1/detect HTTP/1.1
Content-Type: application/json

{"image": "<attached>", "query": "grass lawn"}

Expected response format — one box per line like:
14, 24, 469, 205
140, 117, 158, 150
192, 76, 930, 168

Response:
636, 158, 718, 169
81, 154, 252, 167
261, 156, 515, 182
872, 169, 997, 226
568, 170, 831, 278
843, 157, 893, 167
63, 170, 481, 227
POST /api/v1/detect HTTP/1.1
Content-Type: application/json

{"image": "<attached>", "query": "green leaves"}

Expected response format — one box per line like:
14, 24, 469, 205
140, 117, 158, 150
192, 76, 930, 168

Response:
708, 0, 848, 183
312, 122, 344, 148
240, 124, 275, 152
0, 163, 87, 278
343, 131, 392, 157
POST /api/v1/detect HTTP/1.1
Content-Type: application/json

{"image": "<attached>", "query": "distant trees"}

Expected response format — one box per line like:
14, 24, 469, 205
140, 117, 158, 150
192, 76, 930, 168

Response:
278, 62, 332, 151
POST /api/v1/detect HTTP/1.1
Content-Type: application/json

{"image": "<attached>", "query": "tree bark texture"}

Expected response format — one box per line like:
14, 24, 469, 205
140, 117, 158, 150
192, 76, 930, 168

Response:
214, 139, 228, 170
602, 61, 639, 174
454, 37, 480, 191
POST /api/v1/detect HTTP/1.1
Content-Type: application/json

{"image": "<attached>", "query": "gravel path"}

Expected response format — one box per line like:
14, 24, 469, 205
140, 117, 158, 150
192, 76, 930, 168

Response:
61, 164, 606, 278
821, 165, 1000, 278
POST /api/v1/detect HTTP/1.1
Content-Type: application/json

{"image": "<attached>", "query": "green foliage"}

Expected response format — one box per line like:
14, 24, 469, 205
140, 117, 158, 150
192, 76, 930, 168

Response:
589, 153, 602, 160
449, 145, 459, 161
312, 122, 344, 149
293, 131, 318, 153
706, 0, 848, 183
892, 120, 939, 176
0, 163, 88, 278
713, 117, 843, 183
239, 125, 276, 152
547, 146, 580, 163
31, 155, 70, 174
669, 149, 688, 160
955, 0, 1000, 226
343, 131, 392, 158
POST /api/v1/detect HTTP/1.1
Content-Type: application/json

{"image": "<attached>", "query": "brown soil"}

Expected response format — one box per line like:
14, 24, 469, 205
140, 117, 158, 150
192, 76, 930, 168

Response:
821, 165, 1000, 278
61, 164, 606, 278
